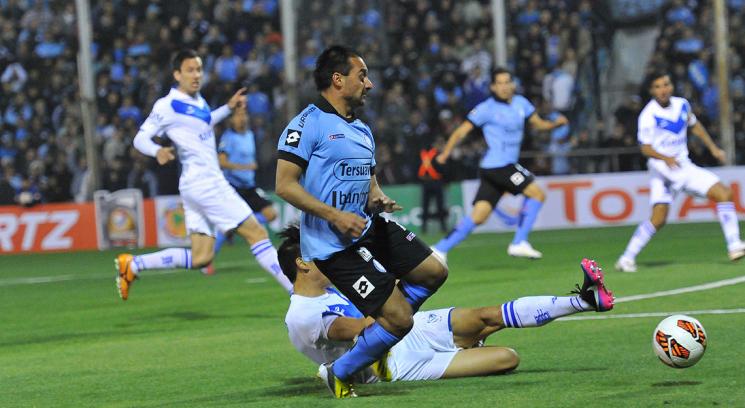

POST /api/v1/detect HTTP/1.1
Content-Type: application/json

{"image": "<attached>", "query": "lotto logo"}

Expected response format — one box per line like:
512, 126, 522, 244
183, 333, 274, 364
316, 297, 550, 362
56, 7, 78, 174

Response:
510, 172, 525, 186
352, 276, 375, 298
285, 129, 302, 147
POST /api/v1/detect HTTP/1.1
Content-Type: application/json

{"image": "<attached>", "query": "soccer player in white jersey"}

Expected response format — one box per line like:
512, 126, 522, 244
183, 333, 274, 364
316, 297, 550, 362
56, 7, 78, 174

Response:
278, 225, 613, 393
114, 49, 292, 300
615, 71, 745, 272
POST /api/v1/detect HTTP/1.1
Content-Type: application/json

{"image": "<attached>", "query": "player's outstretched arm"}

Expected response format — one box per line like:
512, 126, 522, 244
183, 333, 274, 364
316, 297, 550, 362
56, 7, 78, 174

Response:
436, 120, 474, 164
367, 175, 403, 214
276, 159, 367, 237
689, 122, 726, 163
527, 112, 568, 131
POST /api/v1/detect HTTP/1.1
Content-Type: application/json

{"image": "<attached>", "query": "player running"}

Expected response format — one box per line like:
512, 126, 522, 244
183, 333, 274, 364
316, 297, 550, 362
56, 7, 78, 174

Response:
275, 45, 448, 398
213, 108, 278, 256
433, 68, 568, 262
115, 49, 292, 300
615, 71, 745, 272
278, 225, 613, 394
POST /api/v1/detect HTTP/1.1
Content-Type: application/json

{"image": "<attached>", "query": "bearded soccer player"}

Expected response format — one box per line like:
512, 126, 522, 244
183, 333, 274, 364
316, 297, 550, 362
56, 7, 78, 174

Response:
115, 49, 292, 300
275, 45, 448, 398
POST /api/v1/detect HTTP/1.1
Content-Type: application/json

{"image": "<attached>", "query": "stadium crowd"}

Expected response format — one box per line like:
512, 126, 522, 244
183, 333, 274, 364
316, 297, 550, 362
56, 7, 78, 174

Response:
0, 0, 741, 206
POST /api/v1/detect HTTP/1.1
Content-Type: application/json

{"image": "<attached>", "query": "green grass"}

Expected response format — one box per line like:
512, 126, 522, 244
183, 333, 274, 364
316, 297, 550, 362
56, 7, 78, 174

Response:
2, 222, 744, 407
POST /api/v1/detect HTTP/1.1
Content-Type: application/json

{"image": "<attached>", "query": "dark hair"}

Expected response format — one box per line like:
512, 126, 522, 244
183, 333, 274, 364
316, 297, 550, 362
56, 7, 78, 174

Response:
313, 45, 360, 91
645, 70, 671, 89
490, 67, 513, 83
277, 224, 301, 283
172, 49, 199, 72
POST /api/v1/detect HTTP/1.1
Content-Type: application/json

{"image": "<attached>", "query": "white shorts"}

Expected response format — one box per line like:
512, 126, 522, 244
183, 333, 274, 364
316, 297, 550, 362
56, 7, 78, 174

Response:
387, 308, 459, 381
180, 180, 253, 237
647, 159, 719, 205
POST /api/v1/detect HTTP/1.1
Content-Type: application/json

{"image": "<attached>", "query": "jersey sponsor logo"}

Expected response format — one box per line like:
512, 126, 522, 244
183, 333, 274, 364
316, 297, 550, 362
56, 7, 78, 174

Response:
298, 106, 316, 128
171, 99, 211, 124
331, 190, 369, 208
333, 158, 372, 181
285, 129, 302, 147
352, 276, 375, 298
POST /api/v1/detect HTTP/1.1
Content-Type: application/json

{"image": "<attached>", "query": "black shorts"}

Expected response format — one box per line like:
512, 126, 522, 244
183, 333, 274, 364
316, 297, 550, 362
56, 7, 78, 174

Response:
234, 187, 272, 212
314, 216, 432, 317
473, 163, 535, 206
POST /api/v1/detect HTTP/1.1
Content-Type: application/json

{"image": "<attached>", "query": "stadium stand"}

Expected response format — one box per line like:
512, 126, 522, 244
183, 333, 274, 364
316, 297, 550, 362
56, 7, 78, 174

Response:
0, 0, 742, 206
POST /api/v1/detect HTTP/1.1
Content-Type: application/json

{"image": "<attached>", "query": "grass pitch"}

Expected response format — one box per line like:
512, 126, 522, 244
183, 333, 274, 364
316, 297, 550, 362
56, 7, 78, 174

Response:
2, 222, 744, 407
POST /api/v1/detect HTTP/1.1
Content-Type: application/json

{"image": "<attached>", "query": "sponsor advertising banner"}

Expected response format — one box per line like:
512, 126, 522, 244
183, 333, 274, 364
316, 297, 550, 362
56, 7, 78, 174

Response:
94, 189, 146, 249
461, 167, 745, 233
0, 202, 98, 253
153, 195, 190, 247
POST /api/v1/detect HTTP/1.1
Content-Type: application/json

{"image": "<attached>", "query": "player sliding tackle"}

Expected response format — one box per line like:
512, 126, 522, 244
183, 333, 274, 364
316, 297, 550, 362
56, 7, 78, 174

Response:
115, 49, 293, 301
278, 225, 614, 393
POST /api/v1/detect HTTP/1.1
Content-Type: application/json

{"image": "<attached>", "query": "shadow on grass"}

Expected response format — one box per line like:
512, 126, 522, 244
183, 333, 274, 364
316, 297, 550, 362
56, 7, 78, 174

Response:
0, 329, 157, 347
651, 380, 702, 387
518, 367, 605, 374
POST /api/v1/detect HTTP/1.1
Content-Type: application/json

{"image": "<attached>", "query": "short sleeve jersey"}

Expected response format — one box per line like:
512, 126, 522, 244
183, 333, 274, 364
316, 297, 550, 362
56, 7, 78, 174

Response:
466, 94, 535, 169
218, 128, 257, 188
277, 98, 376, 261
285, 287, 364, 366
637, 96, 697, 163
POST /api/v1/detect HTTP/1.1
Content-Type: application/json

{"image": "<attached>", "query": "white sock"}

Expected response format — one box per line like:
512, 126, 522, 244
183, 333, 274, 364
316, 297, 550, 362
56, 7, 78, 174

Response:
132, 248, 191, 274
716, 202, 742, 251
501, 295, 592, 328
622, 220, 657, 260
251, 239, 293, 292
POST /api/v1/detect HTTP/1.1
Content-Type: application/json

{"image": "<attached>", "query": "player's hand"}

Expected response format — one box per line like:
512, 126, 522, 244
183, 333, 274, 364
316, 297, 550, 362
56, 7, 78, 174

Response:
370, 196, 403, 213
227, 87, 247, 110
333, 211, 367, 238
436, 152, 449, 165
710, 147, 726, 164
156, 147, 176, 165
663, 156, 679, 169
554, 114, 569, 127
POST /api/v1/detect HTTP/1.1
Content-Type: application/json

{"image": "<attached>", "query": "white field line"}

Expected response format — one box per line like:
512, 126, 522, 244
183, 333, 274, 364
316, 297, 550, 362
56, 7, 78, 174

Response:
559, 308, 745, 321
615, 275, 745, 303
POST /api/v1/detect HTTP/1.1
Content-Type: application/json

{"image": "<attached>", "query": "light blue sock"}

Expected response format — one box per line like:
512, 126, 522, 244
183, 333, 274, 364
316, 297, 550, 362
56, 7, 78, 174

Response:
512, 198, 542, 245
434, 216, 475, 253
254, 213, 268, 225
398, 281, 435, 312
493, 202, 521, 226
332, 322, 401, 381
213, 231, 227, 255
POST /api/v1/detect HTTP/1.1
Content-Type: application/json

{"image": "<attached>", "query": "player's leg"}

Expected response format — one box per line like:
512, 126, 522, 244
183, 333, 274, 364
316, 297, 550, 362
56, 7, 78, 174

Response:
234, 216, 293, 292
616, 176, 670, 272
705, 181, 745, 260
508, 182, 545, 258
492, 192, 521, 226
433, 169, 501, 258
441, 347, 519, 378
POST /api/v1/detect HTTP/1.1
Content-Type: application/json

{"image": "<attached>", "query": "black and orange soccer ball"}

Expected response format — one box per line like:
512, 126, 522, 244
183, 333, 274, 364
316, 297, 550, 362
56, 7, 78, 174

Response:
652, 314, 707, 368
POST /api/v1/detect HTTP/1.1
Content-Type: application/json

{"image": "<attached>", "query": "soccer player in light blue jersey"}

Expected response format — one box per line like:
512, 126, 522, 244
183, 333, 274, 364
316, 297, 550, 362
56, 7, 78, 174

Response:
275, 45, 448, 398
213, 108, 277, 256
433, 68, 568, 261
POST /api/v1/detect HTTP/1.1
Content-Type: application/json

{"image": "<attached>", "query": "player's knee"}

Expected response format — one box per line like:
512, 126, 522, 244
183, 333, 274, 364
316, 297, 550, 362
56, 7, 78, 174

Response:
500, 348, 520, 372
386, 314, 414, 337
263, 207, 278, 222
430, 260, 448, 289
651, 218, 666, 230
712, 184, 732, 202
238, 218, 269, 243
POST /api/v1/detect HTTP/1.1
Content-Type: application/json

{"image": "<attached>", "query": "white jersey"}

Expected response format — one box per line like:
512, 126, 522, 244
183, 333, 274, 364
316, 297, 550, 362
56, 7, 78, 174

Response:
286, 288, 460, 382
133, 87, 232, 191
637, 96, 697, 164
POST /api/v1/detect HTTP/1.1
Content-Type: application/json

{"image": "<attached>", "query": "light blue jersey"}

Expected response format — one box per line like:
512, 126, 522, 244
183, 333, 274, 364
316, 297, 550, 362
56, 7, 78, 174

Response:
218, 128, 256, 188
277, 98, 376, 261
467, 94, 535, 168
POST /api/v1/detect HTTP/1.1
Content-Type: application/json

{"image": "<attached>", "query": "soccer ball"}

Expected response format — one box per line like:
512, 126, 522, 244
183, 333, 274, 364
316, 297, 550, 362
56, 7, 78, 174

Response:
652, 314, 707, 368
